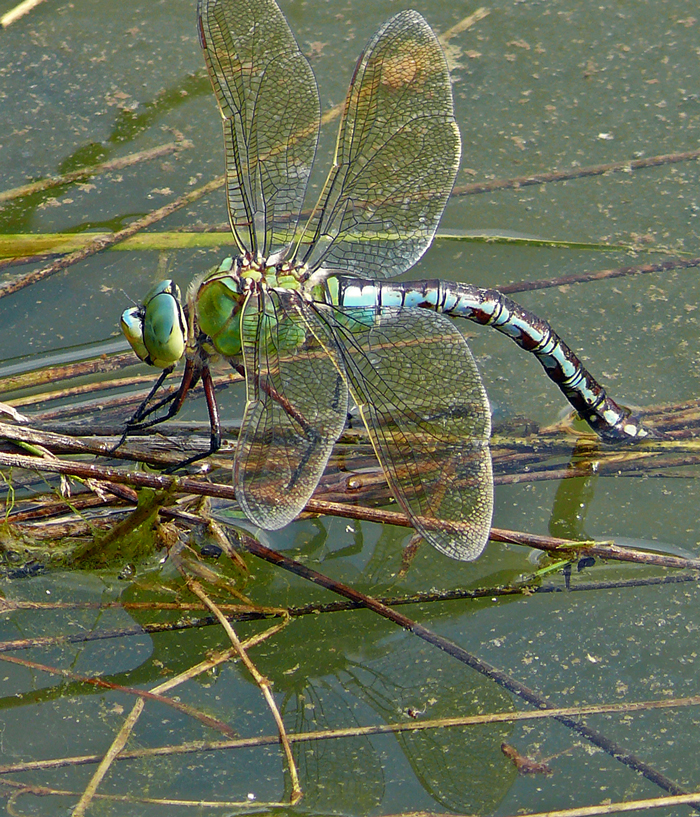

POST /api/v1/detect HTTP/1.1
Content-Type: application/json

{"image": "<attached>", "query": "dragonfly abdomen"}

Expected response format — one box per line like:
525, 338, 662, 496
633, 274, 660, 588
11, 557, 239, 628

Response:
333, 275, 649, 443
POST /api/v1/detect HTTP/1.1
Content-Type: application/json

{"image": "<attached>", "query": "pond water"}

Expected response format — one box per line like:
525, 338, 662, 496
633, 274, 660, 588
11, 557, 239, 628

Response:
1, 0, 700, 814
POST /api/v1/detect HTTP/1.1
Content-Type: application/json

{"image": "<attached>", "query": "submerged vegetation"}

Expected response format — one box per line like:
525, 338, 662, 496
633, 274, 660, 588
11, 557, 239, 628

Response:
2, 0, 700, 814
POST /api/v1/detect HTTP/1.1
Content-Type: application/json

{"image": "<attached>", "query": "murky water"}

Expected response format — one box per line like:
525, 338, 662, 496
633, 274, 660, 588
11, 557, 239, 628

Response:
1, 1, 700, 814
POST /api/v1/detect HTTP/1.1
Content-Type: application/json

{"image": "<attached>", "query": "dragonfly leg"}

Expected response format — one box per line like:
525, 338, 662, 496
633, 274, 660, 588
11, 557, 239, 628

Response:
163, 364, 222, 472
115, 357, 214, 467
130, 367, 181, 425
127, 362, 198, 431
111, 365, 176, 453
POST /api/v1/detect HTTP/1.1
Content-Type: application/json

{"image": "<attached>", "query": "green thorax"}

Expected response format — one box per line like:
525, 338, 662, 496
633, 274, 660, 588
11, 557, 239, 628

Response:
195, 255, 311, 360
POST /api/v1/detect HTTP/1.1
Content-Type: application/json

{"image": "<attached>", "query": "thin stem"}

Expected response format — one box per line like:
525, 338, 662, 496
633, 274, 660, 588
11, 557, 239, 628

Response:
1, 446, 699, 570
240, 533, 698, 806
0, 177, 224, 300
186, 579, 303, 805
453, 147, 700, 198
0, 141, 191, 203
3, 692, 700, 776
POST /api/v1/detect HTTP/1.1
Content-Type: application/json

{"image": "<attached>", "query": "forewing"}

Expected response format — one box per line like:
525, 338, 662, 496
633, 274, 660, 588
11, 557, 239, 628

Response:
299, 11, 460, 279
198, 0, 320, 259
235, 289, 348, 529
316, 303, 492, 561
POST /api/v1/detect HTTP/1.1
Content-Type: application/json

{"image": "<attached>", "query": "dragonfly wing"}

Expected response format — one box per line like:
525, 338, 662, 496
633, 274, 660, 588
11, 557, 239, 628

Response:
198, 0, 320, 259
235, 289, 348, 529
315, 303, 492, 561
300, 10, 460, 279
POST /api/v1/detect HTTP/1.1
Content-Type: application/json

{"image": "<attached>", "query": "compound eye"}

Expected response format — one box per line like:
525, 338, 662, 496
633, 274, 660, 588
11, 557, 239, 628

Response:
120, 306, 150, 363
142, 289, 187, 369
143, 279, 182, 307
120, 280, 187, 369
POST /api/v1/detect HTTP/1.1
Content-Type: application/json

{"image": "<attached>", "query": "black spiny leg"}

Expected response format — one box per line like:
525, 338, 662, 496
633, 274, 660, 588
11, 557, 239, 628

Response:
163, 364, 222, 472
115, 358, 202, 457
112, 365, 176, 454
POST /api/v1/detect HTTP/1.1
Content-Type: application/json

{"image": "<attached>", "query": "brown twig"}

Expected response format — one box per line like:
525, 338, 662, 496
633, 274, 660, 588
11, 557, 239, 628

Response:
1, 446, 699, 570
0, 141, 192, 204
4, 692, 700, 775
186, 578, 302, 804
0, 652, 241, 736
0, 353, 136, 397
498, 254, 700, 295
454, 147, 700, 198
8, 374, 163, 411
0, 776, 285, 811
0, 252, 56, 271
239, 533, 697, 805
0, 176, 224, 300
1, 572, 697, 654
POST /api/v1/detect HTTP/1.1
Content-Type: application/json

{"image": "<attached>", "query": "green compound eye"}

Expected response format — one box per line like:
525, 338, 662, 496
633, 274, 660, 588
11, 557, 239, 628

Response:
120, 306, 150, 363
120, 280, 186, 369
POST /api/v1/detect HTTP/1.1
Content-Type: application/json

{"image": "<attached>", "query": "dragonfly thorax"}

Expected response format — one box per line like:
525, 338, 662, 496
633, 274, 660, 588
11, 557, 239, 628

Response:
194, 254, 308, 361
242, 254, 308, 291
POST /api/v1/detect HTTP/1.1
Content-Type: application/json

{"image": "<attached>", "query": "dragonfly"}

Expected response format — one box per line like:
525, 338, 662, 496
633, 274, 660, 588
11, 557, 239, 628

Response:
120, 0, 649, 562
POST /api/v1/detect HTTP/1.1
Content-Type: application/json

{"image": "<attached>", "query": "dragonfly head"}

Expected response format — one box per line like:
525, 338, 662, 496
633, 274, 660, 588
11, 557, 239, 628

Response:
120, 279, 187, 369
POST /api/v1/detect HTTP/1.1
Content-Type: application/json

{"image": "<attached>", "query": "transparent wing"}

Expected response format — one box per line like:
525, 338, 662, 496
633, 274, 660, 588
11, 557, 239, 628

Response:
198, 0, 320, 259
312, 303, 492, 561
298, 10, 460, 279
235, 289, 348, 529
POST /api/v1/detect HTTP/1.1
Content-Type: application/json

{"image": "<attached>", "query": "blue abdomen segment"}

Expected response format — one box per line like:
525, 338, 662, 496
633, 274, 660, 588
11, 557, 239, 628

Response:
331, 275, 648, 443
